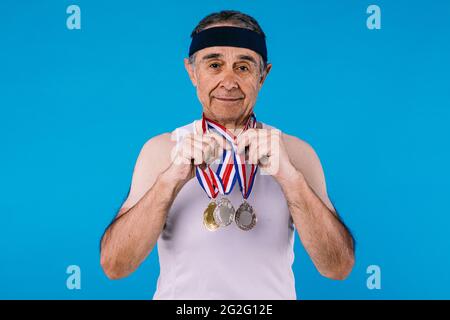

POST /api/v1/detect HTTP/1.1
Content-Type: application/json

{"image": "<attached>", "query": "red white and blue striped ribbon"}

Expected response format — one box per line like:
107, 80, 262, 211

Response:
196, 113, 258, 200
195, 165, 219, 199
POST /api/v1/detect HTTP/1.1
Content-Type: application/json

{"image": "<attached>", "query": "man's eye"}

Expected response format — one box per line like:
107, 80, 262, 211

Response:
238, 66, 249, 72
210, 63, 220, 69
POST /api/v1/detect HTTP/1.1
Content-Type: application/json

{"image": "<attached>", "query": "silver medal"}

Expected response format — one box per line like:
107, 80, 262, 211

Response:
213, 197, 235, 227
235, 201, 257, 231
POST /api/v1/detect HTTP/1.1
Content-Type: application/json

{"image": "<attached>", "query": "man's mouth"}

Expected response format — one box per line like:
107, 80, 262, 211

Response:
213, 96, 244, 102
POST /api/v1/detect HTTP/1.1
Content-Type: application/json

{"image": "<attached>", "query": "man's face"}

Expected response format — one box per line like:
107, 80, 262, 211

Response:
184, 40, 271, 125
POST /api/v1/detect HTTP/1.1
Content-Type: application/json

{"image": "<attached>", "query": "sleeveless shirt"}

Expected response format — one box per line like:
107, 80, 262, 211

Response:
152, 120, 297, 300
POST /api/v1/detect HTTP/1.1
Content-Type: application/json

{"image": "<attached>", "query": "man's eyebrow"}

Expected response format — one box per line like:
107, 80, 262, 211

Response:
236, 54, 258, 66
200, 53, 223, 61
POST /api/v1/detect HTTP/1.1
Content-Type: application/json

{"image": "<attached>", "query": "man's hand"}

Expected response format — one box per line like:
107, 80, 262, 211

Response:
236, 128, 297, 182
168, 131, 230, 184
237, 128, 355, 279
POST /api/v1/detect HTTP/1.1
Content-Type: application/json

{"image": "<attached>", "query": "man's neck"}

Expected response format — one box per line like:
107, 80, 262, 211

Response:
204, 113, 251, 131
195, 116, 249, 135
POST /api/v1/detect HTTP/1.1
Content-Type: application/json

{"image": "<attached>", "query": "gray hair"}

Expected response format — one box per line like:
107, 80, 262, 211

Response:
188, 10, 268, 78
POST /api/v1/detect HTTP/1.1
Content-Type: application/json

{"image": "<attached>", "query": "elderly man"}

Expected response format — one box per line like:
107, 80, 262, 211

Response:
100, 10, 355, 300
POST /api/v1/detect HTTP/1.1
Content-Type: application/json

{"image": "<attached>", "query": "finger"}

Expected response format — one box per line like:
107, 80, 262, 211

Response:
203, 144, 216, 164
250, 136, 264, 165
205, 133, 231, 164
184, 136, 206, 165
181, 134, 219, 165
195, 135, 221, 165
179, 138, 195, 164
208, 132, 231, 152
192, 133, 217, 151
191, 138, 206, 155
248, 141, 258, 165
200, 136, 219, 164
257, 144, 270, 166
181, 142, 202, 165
191, 145, 204, 165
236, 132, 252, 155
236, 129, 261, 154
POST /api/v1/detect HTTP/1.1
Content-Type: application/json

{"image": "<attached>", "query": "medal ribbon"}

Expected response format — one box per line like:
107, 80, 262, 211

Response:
195, 165, 219, 199
195, 113, 258, 200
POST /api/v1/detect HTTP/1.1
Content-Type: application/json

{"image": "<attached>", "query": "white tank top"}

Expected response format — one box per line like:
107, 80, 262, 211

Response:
152, 120, 296, 299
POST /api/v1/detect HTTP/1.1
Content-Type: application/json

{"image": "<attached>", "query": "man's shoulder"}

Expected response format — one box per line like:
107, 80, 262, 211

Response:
279, 131, 322, 175
257, 122, 315, 159
140, 121, 196, 155
279, 131, 335, 212
141, 132, 173, 153
135, 133, 175, 170
282, 132, 314, 154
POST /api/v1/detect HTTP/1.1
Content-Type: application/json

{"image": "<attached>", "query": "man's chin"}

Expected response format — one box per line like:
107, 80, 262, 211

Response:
211, 100, 244, 111
209, 105, 244, 119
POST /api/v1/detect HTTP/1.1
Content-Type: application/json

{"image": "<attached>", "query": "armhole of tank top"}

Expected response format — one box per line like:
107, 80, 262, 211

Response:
192, 119, 198, 134
174, 120, 197, 144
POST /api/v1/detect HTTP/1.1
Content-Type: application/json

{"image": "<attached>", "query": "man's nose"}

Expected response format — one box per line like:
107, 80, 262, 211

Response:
219, 68, 239, 90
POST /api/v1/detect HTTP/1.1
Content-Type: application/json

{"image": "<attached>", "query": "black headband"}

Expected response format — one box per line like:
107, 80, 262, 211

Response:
189, 26, 268, 63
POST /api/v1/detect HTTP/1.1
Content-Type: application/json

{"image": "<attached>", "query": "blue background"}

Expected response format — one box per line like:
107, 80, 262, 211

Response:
1, 0, 449, 299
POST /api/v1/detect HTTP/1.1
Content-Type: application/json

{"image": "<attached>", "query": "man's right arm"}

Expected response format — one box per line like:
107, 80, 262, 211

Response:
100, 133, 188, 280
100, 130, 224, 279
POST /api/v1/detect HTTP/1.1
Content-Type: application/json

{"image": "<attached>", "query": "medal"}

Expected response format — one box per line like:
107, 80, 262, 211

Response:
234, 134, 258, 231
196, 165, 221, 231
235, 200, 257, 231
196, 113, 259, 231
213, 197, 235, 227
203, 200, 219, 231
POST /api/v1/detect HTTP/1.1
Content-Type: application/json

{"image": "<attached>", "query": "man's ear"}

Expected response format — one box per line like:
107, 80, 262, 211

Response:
184, 58, 198, 87
259, 62, 272, 87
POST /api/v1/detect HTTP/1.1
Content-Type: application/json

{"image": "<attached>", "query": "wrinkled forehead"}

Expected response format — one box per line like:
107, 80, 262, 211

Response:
194, 46, 261, 66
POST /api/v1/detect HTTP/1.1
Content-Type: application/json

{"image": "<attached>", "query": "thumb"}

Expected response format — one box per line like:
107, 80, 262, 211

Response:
209, 132, 231, 151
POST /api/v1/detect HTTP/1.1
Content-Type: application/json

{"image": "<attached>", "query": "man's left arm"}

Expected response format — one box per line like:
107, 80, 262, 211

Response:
278, 133, 355, 280
237, 130, 355, 280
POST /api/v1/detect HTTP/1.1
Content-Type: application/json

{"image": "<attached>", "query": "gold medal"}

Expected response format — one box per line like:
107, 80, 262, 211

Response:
203, 200, 219, 231
235, 201, 257, 231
